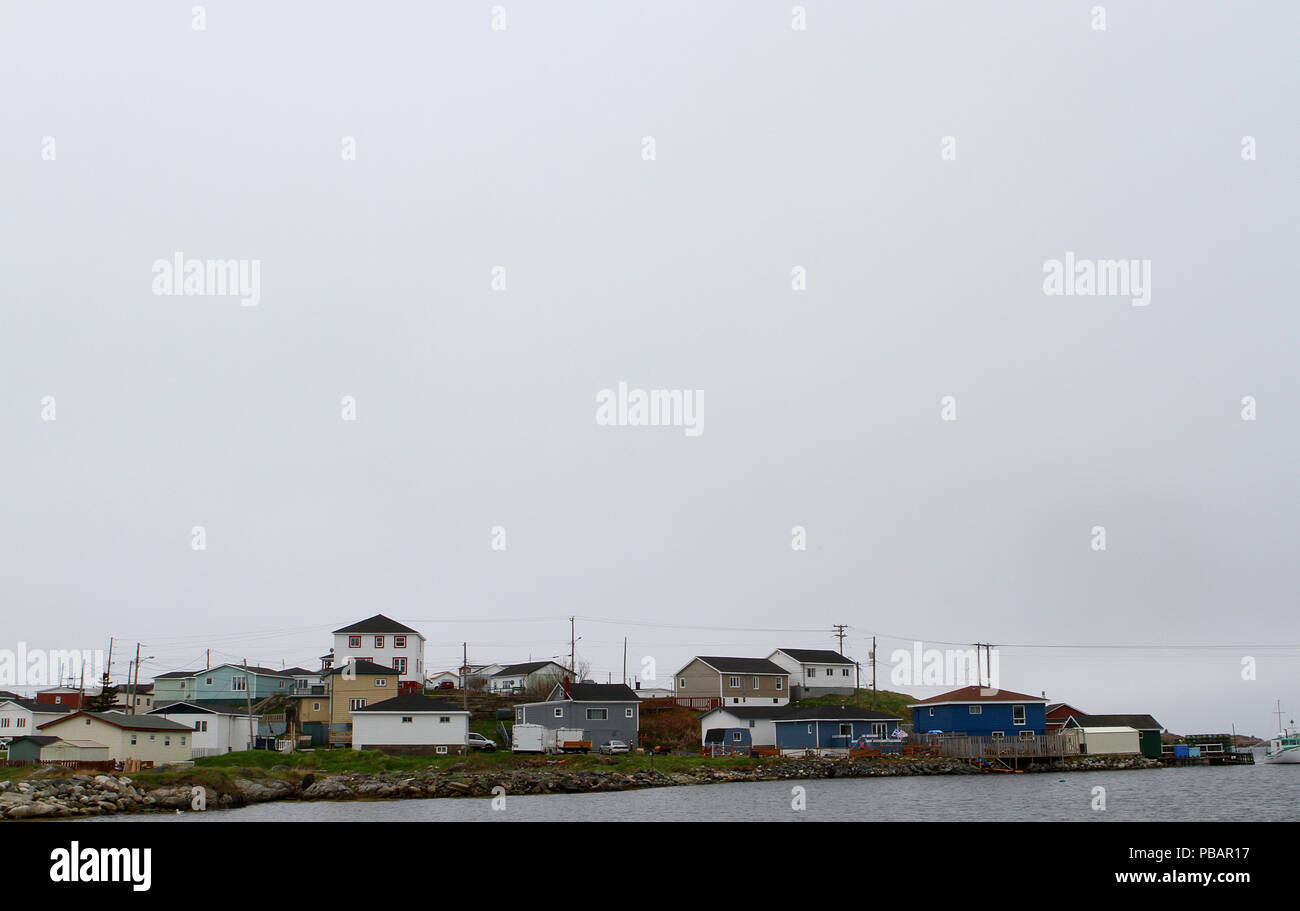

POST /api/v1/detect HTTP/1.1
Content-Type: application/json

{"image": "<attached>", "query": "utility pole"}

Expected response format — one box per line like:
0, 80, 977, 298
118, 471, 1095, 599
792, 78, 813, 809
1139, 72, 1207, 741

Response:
871, 636, 877, 710
855, 661, 861, 707
462, 643, 469, 713
101, 637, 114, 702
569, 617, 576, 675
129, 643, 141, 714
832, 624, 848, 656
623, 637, 627, 687
243, 658, 255, 752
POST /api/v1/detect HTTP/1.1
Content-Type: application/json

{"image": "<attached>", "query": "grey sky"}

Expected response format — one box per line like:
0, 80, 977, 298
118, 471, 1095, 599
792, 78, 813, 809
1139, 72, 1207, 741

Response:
2, 1, 1297, 736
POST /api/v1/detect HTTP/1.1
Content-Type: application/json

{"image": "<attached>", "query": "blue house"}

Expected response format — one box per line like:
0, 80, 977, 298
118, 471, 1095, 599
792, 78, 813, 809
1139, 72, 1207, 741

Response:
773, 706, 904, 750
908, 686, 1048, 738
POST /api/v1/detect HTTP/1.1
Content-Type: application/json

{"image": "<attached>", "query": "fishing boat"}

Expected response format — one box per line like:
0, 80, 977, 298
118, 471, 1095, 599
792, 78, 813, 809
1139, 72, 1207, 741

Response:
1264, 700, 1300, 764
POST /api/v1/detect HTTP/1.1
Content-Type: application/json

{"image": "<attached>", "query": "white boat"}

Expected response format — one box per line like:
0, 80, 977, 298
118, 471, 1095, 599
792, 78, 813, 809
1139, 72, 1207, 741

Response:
1264, 700, 1300, 764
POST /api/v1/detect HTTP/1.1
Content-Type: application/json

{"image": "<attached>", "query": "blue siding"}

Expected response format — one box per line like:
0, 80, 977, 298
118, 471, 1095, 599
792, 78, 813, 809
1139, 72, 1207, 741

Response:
916, 702, 1046, 736
774, 718, 894, 749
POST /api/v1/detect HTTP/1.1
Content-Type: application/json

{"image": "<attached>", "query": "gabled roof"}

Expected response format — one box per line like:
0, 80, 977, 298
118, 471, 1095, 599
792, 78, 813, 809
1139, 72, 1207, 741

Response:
324, 659, 399, 677
6, 735, 60, 746
352, 694, 467, 714
908, 686, 1048, 706
694, 656, 788, 675
332, 614, 420, 635
491, 661, 565, 678
1064, 713, 1163, 732
0, 698, 74, 714
153, 670, 199, 679
282, 667, 315, 677
148, 700, 258, 716
38, 711, 193, 733
518, 682, 640, 706
773, 648, 853, 665
566, 683, 639, 702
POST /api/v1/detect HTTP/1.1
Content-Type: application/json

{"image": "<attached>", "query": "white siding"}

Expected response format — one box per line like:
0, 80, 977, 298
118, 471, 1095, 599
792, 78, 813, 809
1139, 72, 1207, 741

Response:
353, 711, 468, 748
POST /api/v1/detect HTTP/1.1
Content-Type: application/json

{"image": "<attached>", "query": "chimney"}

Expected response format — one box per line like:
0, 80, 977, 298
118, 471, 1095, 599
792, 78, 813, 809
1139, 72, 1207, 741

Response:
562, 675, 570, 698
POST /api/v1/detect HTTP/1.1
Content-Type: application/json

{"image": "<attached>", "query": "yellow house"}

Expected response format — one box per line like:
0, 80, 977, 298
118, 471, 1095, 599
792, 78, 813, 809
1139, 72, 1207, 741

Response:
38, 711, 194, 765
295, 659, 400, 746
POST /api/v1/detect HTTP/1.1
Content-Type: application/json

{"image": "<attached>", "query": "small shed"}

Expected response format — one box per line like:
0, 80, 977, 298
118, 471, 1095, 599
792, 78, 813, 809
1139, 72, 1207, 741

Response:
1066, 726, 1141, 756
4, 735, 61, 761
43, 739, 109, 762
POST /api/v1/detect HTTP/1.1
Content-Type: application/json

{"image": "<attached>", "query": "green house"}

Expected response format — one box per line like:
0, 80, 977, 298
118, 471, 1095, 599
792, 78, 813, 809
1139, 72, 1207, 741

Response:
1063, 713, 1164, 758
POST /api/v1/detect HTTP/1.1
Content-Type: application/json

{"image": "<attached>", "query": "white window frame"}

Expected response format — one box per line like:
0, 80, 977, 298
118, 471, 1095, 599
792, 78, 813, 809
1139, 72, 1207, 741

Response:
968, 705, 982, 715
1013, 705, 1026, 726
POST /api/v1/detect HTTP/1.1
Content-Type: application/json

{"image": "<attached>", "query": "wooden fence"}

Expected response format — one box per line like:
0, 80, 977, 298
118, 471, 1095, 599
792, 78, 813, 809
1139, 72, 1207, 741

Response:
917, 733, 1070, 761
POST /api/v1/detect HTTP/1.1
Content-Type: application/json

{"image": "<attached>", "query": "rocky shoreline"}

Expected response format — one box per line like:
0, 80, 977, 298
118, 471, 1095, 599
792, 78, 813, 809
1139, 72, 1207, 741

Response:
0, 755, 1162, 820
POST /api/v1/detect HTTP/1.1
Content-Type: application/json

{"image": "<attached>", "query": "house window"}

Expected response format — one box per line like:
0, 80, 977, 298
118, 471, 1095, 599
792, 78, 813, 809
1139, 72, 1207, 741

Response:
825, 668, 834, 676
85, 718, 91, 725
130, 734, 137, 745
678, 678, 686, 688
1019, 731, 1035, 741
196, 721, 208, 732
1013, 705, 1026, 725
728, 676, 739, 689
872, 723, 887, 738
374, 636, 384, 649
180, 736, 186, 745
807, 668, 816, 678
807, 724, 814, 733
752, 676, 760, 689
206, 678, 213, 685
401, 716, 413, 724
394, 636, 406, 649
748, 720, 755, 728
929, 708, 935, 716
233, 676, 247, 692
586, 708, 608, 721
16, 718, 24, 727
375, 678, 387, 687
312, 702, 321, 712
392, 658, 407, 674
732, 732, 743, 742
350, 698, 366, 711
436, 746, 448, 755
348, 636, 361, 649
553, 708, 563, 718
775, 679, 783, 691
0, 718, 8, 728
842, 668, 850, 677
625, 708, 633, 718
968, 705, 981, 715
839, 724, 853, 736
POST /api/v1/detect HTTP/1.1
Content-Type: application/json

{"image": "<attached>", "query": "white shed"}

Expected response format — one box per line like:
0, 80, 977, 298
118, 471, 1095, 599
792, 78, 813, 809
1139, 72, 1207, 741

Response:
351, 694, 471, 755
1069, 725, 1141, 755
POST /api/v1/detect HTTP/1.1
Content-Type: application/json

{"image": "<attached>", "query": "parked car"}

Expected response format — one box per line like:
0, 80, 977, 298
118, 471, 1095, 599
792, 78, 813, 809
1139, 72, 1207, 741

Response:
468, 733, 497, 751
434, 681, 455, 690
598, 740, 630, 755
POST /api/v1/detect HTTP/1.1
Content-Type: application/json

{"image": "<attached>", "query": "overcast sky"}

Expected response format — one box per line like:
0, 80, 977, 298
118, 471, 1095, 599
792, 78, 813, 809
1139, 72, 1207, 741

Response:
2, 1, 1296, 736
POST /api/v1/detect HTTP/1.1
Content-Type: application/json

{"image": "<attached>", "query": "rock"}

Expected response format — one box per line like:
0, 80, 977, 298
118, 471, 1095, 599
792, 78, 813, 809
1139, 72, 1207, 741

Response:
303, 777, 355, 800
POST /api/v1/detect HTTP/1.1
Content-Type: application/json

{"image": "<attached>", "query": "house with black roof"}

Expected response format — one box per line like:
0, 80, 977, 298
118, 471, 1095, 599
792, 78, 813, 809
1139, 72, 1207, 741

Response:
488, 660, 567, 695
768, 648, 857, 698
514, 681, 641, 749
699, 704, 903, 754
674, 656, 791, 708
1062, 713, 1165, 758
332, 614, 426, 692
352, 694, 471, 755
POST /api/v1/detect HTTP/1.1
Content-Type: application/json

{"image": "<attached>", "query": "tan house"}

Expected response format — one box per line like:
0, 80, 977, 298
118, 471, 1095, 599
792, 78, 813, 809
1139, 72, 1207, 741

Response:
674, 657, 791, 708
294, 659, 400, 746
37, 711, 194, 765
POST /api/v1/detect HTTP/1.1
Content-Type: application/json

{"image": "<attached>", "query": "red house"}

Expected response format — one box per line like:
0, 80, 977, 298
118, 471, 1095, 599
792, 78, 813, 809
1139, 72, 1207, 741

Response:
1045, 702, 1086, 731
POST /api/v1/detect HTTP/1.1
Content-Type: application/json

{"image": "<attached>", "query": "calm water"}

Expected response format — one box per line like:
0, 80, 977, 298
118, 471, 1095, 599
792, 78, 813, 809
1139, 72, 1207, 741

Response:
87, 759, 1299, 822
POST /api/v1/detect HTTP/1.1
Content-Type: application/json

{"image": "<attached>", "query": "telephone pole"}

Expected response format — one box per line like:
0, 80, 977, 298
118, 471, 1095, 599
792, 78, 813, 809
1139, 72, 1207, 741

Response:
462, 643, 469, 712
569, 616, 576, 675
622, 637, 627, 687
129, 643, 141, 714
243, 658, 254, 752
871, 636, 877, 710
832, 624, 848, 656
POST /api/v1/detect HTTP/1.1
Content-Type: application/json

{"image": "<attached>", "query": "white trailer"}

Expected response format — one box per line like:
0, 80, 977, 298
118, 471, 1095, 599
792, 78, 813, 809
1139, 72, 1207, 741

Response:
511, 724, 590, 753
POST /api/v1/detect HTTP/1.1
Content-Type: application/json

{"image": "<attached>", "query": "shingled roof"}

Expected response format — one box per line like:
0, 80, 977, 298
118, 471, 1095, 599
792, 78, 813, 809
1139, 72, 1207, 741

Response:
352, 694, 467, 713
695, 657, 788, 675
908, 686, 1047, 706
38, 711, 194, 732
332, 614, 420, 635
774, 648, 853, 664
1065, 713, 1163, 732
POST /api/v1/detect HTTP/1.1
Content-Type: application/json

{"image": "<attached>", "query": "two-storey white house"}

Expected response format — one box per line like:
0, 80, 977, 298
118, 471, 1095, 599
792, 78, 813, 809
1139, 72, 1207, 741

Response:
768, 648, 857, 698
332, 614, 426, 693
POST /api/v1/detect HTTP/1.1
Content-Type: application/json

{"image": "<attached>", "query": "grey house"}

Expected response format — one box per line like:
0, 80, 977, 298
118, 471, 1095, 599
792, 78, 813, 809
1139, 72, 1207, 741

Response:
515, 682, 640, 748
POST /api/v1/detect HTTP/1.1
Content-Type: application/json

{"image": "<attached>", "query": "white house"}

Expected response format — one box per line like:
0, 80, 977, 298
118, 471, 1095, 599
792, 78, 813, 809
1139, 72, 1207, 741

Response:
0, 698, 75, 743
488, 661, 567, 695
768, 648, 857, 697
426, 670, 459, 689
697, 706, 782, 747
148, 701, 259, 757
351, 694, 471, 755
333, 614, 426, 691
